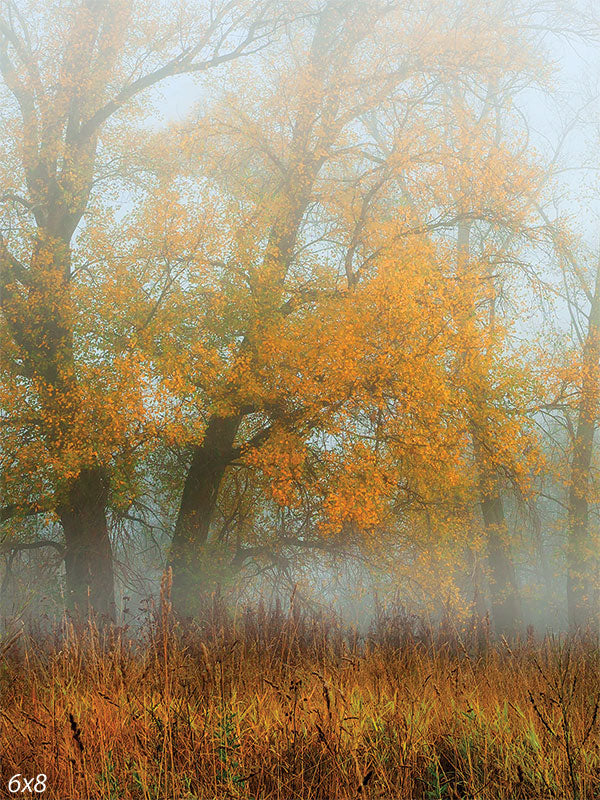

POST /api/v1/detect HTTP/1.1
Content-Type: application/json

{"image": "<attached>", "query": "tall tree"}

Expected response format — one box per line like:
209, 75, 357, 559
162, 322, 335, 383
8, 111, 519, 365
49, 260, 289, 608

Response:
0, 0, 281, 615
567, 257, 600, 630
141, 0, 547, 614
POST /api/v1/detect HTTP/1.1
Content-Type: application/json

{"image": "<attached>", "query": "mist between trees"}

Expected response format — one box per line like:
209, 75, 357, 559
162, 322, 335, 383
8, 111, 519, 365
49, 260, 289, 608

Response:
1, 0, 600, 635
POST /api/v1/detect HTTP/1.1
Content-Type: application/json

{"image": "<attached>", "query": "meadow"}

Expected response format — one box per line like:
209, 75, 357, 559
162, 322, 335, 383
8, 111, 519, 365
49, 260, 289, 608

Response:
0, 591, 599, 800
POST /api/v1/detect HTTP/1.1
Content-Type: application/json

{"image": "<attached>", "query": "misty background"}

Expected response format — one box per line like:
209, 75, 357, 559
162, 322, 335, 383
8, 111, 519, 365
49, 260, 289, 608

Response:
1, 0, 600, 635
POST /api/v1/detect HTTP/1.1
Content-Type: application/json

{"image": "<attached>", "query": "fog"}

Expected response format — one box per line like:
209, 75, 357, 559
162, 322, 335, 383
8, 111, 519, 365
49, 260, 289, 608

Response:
1, 0, 600, 638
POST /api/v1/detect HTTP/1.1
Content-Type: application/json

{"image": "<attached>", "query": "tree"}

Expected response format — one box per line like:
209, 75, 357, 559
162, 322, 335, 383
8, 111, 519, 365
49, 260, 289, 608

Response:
567, 257, 600, 630
530, 140, 600, 631
116, 0, 551, 614
0, 0, 283, 616
366, 61, 549, 635
539, 215, 600, 631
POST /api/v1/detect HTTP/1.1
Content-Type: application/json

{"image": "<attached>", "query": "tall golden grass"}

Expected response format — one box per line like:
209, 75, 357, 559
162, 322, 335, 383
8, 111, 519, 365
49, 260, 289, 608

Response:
0, 589, 599, 798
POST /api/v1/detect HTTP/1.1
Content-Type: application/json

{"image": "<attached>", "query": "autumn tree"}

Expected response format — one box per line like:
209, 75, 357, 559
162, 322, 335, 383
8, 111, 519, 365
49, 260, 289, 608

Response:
567, 258, 600, 630
536, 207, 600, 631
0, 0, 286, 616
516, 88, 600, 632
100, 0, 556, 616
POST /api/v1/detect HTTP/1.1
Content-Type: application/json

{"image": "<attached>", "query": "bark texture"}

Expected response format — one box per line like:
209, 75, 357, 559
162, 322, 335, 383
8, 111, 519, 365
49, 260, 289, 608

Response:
59, 468, 115, 617
480, 488, 521, 637
168, 416, 242, 613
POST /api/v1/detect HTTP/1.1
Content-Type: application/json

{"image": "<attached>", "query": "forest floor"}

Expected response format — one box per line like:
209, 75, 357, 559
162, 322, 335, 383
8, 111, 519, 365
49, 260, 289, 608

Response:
0, 597, 598, 799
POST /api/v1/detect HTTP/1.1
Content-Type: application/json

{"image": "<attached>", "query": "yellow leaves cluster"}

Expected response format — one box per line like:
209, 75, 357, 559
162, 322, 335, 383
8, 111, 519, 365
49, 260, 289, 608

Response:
244, 430, 308, 508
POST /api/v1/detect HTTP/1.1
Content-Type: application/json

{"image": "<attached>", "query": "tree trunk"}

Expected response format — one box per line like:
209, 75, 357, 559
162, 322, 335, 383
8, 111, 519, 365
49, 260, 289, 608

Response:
465, 538, 490, 650
59, 467, 115, 618
567, 460, 596, 631
168, 415, 242, 614
32, 236, 117, 618
480, 488, 521, 637
471, 421, 521, 638
1, 230, 117, 617
567, 260, 600, 632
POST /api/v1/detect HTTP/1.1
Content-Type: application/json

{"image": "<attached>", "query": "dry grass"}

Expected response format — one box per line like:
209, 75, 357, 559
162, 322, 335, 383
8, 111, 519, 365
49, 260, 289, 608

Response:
0, 596, 599, 799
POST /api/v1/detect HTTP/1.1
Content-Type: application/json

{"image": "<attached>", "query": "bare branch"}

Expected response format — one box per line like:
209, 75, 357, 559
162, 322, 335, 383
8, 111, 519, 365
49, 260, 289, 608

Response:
0, 538, 64, 557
